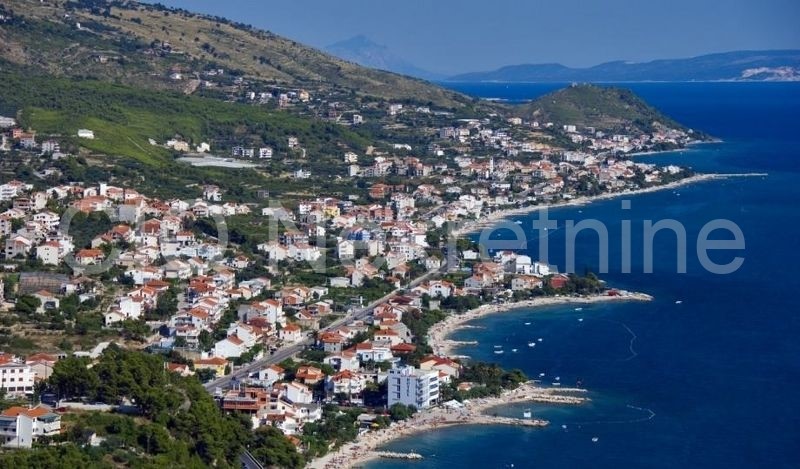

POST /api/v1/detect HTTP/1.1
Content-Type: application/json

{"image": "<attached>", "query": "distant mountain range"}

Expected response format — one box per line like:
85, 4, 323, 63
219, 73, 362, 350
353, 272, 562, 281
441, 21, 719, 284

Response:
447, 50, 800, 82
325, 35, 444, 81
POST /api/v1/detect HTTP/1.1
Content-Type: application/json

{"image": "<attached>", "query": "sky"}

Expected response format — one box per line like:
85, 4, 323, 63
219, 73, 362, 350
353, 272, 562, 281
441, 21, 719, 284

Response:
152, 0, 800, 75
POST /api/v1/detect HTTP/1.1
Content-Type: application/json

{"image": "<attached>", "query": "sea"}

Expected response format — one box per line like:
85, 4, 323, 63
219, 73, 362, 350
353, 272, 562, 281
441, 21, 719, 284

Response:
368, 82, 800, 468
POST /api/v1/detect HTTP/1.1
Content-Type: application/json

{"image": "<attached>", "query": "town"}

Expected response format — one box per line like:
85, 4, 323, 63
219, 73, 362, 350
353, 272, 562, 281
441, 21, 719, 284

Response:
0, 92, 694, 460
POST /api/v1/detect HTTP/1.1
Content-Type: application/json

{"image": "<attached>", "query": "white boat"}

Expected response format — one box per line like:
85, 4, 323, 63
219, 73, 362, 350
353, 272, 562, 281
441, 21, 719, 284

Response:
523, 409, 532, 419
552, 382, 561, 386
537, 338, 543, 342
555, 376, 560, 381
511, 348, 518, 353
494, 345, 503, 348
574, 307, 583, 311
578, 318, 584, 322
528, 342, 536, 347
524, 322, 531, 325
539, 373, 546, 377
561, 424, 567, 429
494, 350, 504, 354
675, 300, 683, 304
592, 437, 599, 443
515, 220, 523, 225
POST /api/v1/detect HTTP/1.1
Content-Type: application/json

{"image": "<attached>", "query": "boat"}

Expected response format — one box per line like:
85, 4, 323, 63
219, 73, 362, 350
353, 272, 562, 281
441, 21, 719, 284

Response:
561, 424, 567, 429
494, 345, 503, 348
552, 382, 561, 386
578, 318, 584, 322
555, 376, 560, 381
675, 300, 683, 304
494, 350, 504, 354
539, 373, 546, 377
592, 437, 599, 443
511, 348, 518, 353
528, 342, 536, 347
524, 322, 531, 325
523, 409, 532, 419
537, 338, 543, 342
574, 307, 583, 311
515, 220, 523, 225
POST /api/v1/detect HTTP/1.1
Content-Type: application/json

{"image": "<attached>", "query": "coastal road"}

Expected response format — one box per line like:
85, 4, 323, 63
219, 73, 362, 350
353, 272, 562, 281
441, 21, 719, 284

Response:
203, 263, 447, 393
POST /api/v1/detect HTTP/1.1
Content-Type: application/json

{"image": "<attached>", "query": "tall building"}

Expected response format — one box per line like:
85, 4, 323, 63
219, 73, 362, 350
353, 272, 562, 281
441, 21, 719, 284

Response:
387, 365, 439, 409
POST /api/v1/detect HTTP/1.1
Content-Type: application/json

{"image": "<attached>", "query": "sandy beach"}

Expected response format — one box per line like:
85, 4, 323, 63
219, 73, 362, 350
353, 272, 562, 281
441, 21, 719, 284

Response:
306, 382, 588, 469
450, 173, 762, 237
427, 292, 653, 357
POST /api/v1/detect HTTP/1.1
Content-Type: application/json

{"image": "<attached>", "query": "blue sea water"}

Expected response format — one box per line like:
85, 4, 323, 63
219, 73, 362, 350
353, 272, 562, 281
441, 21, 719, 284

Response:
368, 83, 800, 468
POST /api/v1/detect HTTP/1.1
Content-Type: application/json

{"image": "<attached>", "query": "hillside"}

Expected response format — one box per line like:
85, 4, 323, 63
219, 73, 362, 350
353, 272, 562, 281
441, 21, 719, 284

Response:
518, 84, 690, 134
448, 50, 800, 82
0, 0, 468, 107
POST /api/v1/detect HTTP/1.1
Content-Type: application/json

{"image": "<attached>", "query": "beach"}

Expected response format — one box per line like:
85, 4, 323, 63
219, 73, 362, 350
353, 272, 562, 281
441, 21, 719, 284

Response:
450, 173, 762, 237
307, 292, 650, 469
427, 292, 653, 357
306, 382, 588, 469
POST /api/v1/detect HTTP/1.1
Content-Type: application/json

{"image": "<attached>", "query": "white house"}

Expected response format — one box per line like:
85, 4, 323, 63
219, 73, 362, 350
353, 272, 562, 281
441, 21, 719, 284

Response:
279, 323, 303, 343
0, 356, 35, 396
387, 366, 439, 409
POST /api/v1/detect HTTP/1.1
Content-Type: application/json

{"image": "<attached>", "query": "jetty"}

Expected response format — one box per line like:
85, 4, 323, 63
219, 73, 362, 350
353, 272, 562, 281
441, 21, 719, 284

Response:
374, 451, 424, 460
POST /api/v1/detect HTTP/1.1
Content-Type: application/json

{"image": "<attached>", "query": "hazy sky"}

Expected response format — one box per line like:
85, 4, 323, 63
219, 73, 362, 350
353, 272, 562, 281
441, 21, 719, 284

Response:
152, 0, 800, 75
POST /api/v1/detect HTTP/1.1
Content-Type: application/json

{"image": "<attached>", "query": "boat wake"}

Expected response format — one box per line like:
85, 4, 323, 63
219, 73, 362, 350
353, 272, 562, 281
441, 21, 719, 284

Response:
566, 404, 656, 426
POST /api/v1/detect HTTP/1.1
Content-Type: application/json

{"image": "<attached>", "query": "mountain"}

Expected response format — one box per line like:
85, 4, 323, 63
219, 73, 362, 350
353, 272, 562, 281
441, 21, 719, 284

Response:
448, 50, 800, 82
0, 0, 467, 107
517, 84, 697, 135
325, 35, 443, 81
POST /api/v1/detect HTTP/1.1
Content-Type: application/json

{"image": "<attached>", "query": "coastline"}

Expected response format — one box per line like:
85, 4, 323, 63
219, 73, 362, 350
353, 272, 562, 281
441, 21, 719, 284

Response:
427, 292, 653, 358
451, 172, 762, 237
306, 382, 587, 469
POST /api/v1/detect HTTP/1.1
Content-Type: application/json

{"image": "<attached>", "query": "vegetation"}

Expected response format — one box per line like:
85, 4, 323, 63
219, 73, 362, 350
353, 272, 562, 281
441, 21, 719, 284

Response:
33, 346, 300, 468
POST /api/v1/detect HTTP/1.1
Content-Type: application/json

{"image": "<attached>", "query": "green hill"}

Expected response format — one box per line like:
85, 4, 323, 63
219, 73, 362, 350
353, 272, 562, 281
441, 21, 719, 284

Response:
0, 0, 470, 108
518, 84, 689, 134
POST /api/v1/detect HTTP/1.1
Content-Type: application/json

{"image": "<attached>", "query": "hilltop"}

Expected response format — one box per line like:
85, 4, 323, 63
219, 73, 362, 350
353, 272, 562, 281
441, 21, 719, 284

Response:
448, 50, 800, 82
518, 84, 696, 135
325, 35, 443, 81
0, 0, 468, 107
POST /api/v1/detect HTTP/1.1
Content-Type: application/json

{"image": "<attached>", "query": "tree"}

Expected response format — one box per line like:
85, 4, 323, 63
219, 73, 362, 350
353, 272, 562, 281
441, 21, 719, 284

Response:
14, 295, 41, 315
250, 426, 305, 469
48, 357, 99, 400
388, 403, 416, 421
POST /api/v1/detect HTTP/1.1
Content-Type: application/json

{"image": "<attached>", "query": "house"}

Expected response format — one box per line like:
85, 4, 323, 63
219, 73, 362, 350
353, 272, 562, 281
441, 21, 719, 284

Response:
25, 353, 58, 382
36, 241, 62, 266
256, 365, 285, 386
323, 351, 359, 372
4, 235, 33, 259
193, 357, 229, 377
511, 275, 543, 291
419, 356, 461, 379
0, 355, 34, 396
74, 248, 104, 265
319, 332, 345, 353
548, 274, 570, 290
212, 335, 247, 358
283, 381, 312, 404
0, 405, 61, 448
77, 129, 95, 139
353, 341, 393, 363
279, 323, 303, 343
295, 366, 324, 385
32, 290, 60, 313
326, 370, 367, 401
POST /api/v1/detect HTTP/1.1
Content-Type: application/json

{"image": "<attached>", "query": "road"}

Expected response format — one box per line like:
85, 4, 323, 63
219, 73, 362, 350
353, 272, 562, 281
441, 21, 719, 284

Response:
203, 263, 447, 393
